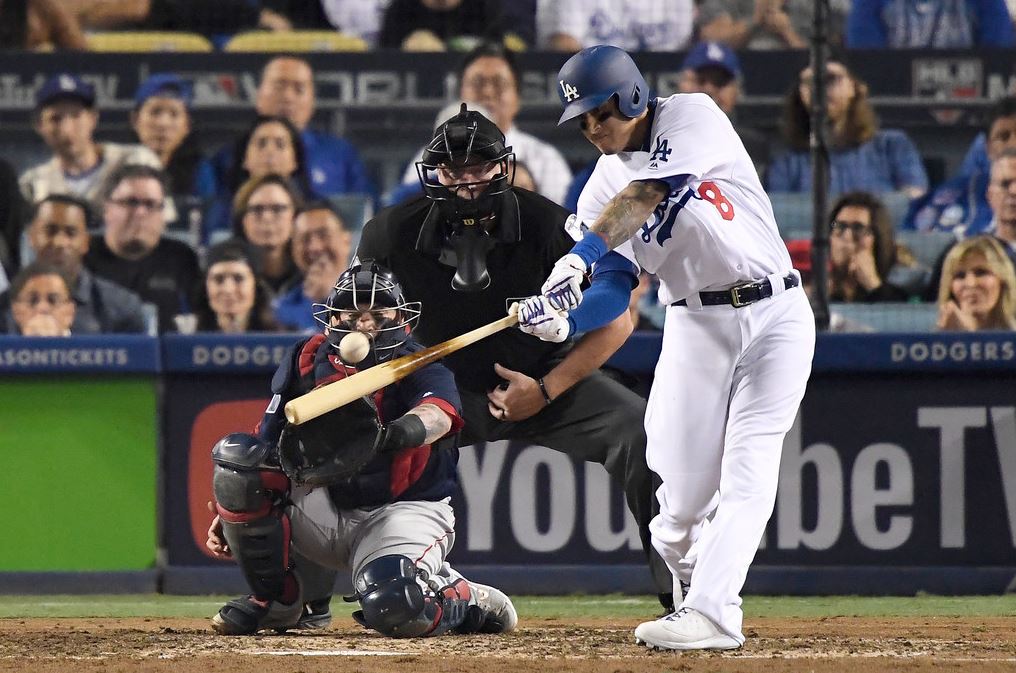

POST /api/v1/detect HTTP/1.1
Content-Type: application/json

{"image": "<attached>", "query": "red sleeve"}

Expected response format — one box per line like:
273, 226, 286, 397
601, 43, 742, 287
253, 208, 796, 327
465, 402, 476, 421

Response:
417, 396, 464, 436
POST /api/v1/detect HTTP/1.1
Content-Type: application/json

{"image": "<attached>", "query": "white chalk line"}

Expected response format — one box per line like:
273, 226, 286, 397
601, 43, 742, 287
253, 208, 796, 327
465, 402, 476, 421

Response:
251, 649, 406, 657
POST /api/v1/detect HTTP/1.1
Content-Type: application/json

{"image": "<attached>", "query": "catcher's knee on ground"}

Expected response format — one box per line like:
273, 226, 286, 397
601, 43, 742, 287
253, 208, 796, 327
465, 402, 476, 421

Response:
212, 433, 294, 601
349, 555, 480, 638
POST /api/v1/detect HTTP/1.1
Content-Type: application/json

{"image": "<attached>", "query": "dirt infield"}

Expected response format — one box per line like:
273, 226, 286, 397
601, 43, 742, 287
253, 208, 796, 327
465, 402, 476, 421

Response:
2, 615, 1015, 673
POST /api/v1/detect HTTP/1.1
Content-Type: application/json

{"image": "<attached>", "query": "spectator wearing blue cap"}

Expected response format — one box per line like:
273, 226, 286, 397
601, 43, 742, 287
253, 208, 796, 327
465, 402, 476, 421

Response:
131, 73, 213, 199
19, 73, 163, 214
677, 41, 770, 175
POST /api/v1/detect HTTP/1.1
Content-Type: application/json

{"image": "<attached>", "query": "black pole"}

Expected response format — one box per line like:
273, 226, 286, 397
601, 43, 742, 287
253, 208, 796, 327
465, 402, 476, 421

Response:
810, 0, 831, 331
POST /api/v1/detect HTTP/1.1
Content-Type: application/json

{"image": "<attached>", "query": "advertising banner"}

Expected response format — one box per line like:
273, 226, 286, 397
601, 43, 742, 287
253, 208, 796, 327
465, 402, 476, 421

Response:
161, 334, 1016, 575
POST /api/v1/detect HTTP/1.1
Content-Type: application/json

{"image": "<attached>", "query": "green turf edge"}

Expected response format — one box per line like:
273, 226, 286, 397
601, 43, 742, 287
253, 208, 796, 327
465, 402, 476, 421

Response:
0, 594, 1013, 619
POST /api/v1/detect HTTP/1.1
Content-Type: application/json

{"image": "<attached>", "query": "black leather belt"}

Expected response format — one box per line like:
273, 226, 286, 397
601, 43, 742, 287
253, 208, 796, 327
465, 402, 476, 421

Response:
671, 273, 800, 308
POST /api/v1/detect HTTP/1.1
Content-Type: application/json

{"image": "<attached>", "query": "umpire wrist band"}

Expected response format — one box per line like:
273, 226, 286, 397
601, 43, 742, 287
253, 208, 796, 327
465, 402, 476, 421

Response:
537, 377, 553, 406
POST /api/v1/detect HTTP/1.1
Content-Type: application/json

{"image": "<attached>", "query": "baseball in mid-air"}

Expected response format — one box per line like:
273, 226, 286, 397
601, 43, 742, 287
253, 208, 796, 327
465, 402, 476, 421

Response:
338, 331, 371, 364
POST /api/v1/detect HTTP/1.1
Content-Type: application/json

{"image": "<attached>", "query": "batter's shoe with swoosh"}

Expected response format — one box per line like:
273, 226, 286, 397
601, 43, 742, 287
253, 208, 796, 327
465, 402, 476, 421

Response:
634, 607, 741, 650
211, 595, 305, 635
467, 581, 518, 634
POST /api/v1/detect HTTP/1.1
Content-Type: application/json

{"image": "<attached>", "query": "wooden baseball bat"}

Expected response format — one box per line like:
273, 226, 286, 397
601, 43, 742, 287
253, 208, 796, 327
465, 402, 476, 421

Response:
285, 312, 519, 425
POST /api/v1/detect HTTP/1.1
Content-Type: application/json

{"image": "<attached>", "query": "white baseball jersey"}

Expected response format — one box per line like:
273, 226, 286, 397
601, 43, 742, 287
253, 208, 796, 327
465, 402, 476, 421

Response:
573, 94, 815, 646
577, 93, 792, 305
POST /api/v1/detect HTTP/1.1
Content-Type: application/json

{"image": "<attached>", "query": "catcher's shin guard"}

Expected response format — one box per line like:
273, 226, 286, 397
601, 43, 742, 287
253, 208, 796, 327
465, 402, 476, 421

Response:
349, 555, 480, 638
212, 434, 292, 601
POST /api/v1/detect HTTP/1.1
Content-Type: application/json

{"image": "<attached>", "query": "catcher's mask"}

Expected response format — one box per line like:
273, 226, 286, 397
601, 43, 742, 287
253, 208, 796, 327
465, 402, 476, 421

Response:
417, 104, 515, 292
313, 261, 421, 368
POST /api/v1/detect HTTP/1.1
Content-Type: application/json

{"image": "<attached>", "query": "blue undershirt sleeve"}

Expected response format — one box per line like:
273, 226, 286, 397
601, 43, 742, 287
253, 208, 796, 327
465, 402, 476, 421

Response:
567, 252, 639, 335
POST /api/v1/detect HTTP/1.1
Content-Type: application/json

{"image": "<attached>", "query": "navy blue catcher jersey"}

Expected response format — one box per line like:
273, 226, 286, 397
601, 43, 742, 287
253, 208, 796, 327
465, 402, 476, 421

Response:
258, 333, 464, 509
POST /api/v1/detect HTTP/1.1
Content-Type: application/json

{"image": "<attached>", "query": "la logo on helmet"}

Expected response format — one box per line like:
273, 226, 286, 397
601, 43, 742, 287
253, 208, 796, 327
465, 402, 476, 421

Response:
559, 80, 580, 102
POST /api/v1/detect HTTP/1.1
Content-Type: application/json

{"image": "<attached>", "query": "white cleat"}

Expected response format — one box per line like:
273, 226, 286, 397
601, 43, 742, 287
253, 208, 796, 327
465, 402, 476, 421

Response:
468, 581, 518, 634
633, 607, 741, 651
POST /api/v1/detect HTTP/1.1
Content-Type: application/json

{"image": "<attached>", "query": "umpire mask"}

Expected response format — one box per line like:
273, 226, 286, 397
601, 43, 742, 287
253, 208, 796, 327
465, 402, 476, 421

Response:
313, 261, 421, 368
417, 104, 515, 292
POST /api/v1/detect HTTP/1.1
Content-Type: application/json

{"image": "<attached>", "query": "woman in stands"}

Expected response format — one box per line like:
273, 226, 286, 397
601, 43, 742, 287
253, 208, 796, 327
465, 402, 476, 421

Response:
828, 192, 913, 302
231, 174, 303, 297
936, 236, 1016, 331
4, 261, 78, 336
204, 115, 317, 239
767, 58, 928, 199
184, 240, 279, 334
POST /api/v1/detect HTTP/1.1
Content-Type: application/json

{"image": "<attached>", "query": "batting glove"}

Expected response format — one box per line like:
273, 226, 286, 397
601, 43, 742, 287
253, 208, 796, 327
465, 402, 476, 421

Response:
517, 295, 571, 343
541, 253, 587, 311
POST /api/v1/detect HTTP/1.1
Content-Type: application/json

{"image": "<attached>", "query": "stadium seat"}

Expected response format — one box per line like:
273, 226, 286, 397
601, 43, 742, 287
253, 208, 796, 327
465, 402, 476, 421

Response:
328, 193, 374, 232
829, 302, 939, 332
223, 30, 367, 53
19, 230, 33, 269
896, 230, 956, 269
141, 302, 159, 336
880, 191, 913, 228
771, 191, 916, 239
770, 193, 814, 237
85, 32, 214, 52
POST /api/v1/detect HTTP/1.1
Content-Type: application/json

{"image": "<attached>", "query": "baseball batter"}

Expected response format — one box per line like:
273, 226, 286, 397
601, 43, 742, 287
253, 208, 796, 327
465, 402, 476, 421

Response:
518, 46, 815, 650
206, 262, 517, 638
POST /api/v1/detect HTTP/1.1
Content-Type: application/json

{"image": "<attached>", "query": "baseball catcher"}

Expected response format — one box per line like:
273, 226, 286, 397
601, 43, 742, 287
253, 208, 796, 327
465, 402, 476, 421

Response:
206, 261, 517, 637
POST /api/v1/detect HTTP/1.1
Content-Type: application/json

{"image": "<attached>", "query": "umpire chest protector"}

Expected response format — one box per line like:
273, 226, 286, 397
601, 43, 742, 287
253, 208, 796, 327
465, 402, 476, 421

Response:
359, 191, 580, 393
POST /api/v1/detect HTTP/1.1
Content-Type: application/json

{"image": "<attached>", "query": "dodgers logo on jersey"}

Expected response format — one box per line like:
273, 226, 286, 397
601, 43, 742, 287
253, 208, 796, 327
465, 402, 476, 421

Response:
649, 137, 672, 166
559, 80, 580, 102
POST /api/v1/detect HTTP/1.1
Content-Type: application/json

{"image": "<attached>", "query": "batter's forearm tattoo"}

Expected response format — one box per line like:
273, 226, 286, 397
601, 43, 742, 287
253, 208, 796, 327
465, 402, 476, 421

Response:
591, 181, 667, 249
409, 403, 453, 443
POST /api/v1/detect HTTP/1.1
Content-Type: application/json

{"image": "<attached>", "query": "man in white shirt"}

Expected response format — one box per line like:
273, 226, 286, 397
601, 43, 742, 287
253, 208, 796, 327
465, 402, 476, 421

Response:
399, 43, 573, 206
19, 73, 163, 214
537, 0, 694, 52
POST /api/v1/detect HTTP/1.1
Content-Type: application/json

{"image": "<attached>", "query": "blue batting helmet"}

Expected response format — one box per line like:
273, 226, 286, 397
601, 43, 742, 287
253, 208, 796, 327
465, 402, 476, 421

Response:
556, 45, 649, 125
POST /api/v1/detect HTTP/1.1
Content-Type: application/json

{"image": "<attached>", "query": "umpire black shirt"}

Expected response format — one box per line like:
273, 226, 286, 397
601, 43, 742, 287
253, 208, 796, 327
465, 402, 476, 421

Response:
357, 189, 577, 394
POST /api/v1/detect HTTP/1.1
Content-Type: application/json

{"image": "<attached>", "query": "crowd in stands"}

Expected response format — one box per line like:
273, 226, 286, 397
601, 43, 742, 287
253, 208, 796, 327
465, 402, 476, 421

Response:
2, 0, 1016, 336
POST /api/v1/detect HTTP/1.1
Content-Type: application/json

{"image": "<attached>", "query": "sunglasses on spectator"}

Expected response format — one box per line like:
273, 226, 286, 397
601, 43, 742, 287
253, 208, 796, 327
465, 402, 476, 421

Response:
111, 197, 164, 212
14, 292, 71, 307
831, 220, 873, 236
245, 203, 293, 218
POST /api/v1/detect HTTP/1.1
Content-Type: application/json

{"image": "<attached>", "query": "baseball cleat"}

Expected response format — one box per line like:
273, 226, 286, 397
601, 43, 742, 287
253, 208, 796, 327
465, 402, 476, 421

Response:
467, 581, 518, 634
211, 594, 305, 635
633, 607, 741, 651
293, 597, 333, 631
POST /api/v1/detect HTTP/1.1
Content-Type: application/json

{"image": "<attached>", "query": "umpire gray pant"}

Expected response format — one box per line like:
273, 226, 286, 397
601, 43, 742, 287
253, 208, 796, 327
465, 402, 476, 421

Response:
457, 369, 671, 598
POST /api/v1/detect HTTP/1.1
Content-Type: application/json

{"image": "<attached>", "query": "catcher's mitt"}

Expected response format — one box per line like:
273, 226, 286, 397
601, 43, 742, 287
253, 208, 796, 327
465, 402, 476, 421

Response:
279, 396, 382, 486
